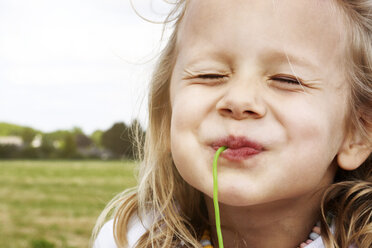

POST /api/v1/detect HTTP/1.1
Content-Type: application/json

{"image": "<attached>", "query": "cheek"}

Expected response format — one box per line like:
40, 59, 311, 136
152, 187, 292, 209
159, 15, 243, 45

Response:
171, 95, 195, 132
171, 87, 214, 132
170, 86, 217, 192
282, 98, 345, 163
170, 88, 200, 161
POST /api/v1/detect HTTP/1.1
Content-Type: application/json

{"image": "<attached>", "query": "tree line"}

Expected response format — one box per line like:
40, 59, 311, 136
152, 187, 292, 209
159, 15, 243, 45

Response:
0, 120, 145, 160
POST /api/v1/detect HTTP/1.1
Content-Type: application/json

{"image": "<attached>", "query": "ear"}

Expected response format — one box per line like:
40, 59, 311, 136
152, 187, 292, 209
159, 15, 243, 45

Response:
337, 129, 371, 171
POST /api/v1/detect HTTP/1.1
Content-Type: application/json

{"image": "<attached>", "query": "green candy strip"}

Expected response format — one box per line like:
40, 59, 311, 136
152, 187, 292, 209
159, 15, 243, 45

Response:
213, 146, 227, 248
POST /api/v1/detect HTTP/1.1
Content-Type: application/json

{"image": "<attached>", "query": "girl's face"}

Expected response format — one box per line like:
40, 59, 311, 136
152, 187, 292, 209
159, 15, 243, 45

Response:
170, 0, 350, 206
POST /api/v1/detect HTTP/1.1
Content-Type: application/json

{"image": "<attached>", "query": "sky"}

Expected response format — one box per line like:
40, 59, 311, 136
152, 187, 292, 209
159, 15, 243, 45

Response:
0, 0, 174, 134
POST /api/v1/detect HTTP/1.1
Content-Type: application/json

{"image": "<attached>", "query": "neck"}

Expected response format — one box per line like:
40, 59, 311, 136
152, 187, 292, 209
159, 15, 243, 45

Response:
205, 195, 322, 248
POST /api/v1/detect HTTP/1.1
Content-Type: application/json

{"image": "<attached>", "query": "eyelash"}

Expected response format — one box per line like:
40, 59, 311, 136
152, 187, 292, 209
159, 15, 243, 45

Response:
194, 74, 304, 86
269, 74, 303, 85
197, 74, 226, 79
192, 74, 228, 85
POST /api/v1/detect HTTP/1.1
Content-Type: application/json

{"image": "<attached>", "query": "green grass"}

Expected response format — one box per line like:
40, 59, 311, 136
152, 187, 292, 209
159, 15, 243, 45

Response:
0, 160, 138, 248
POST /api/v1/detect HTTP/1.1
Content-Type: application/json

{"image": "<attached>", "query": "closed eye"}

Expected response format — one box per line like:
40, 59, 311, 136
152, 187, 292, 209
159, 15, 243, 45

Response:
187, 73, 228, 86
269, 74, 303, 85
197, 74, 226, 79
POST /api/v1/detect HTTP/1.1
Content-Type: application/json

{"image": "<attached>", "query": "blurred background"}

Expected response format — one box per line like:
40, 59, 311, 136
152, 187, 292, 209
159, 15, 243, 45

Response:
0, 0, 173, 247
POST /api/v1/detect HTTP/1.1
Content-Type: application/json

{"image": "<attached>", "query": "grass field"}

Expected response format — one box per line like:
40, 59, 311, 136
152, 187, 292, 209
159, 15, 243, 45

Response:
0, 160, 138, 248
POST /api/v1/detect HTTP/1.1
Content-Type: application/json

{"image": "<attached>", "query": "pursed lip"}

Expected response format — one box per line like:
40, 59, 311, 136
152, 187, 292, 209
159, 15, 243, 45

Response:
211, 135, 263, 161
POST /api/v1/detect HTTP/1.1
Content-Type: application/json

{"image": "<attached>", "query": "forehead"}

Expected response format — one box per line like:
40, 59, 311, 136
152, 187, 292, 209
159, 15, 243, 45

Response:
176, 0, 347, 72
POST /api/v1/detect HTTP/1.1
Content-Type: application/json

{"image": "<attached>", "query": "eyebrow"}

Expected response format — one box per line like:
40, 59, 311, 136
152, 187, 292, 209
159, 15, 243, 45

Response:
260, 48, 318, 70
182, 52, 232, 67
180, 46, 319, 74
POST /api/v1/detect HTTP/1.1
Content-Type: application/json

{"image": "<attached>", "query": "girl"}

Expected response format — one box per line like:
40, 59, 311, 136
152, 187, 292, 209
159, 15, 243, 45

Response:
93, 0, 372, 247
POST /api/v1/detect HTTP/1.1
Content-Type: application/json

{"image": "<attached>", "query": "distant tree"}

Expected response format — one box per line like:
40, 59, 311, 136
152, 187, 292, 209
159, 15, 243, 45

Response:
101, 122, 132, 158
21, 127, 36, 146
91, 130, 103, 147
72, 127, 83, 135
20, 146, 40, 159
0, 145, 19, 159
60, 133, 78, 158
75, 133, 92, 148
0, 122, 29, 136
48, 130, 71, 141
101, 120, 146, 159
40, 134, 56, 158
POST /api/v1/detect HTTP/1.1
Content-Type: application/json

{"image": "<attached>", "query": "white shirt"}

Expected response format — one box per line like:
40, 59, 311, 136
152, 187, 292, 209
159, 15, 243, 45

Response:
94, 214, 152, 248
94, 215, 326, 248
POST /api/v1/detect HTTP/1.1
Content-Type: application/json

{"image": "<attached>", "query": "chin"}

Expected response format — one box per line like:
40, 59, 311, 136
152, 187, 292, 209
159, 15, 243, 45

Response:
220, 196, 260, 207
206, 188, 262, 207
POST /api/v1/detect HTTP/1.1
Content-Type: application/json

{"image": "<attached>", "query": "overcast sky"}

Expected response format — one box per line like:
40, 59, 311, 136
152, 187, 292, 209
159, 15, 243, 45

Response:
0, 0, 174, 134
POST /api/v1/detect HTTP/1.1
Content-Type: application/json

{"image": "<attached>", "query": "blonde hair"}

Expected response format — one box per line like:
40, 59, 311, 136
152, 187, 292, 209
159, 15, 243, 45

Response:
320, 1, 372, 247
92, 1, 372, 247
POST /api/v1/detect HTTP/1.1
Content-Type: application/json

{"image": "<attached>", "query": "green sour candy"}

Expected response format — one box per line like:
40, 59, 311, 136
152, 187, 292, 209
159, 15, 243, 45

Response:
213, 146, 227, 248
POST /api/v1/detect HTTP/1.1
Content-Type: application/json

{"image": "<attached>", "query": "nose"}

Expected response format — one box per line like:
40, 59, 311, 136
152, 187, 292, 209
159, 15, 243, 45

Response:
216, 79, 267, 120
